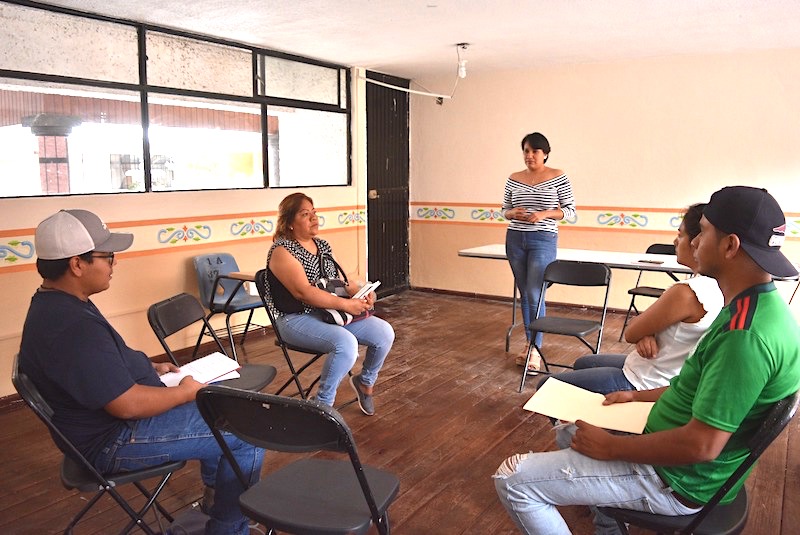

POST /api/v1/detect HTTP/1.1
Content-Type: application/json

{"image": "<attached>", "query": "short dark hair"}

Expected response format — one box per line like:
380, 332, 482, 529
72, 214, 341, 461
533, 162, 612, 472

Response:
36, 251, 94, 280
520, 132, 551, 154
682, 203, 706, 240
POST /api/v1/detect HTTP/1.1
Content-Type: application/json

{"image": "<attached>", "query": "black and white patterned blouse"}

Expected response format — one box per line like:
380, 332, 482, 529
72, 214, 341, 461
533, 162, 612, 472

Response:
264, 237, 339, 317
501, 174, 576, 233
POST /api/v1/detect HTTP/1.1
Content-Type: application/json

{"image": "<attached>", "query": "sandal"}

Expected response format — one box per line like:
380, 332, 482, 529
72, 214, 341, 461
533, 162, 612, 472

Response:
515, 347, 541, 373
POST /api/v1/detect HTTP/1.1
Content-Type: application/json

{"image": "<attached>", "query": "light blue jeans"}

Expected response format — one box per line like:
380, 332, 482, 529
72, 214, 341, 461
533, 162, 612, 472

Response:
274, 312, 394, 406
493, 424, 699, 535
94, 401, 264, 535
538, 354, 635, 395
506, 229, 558, 346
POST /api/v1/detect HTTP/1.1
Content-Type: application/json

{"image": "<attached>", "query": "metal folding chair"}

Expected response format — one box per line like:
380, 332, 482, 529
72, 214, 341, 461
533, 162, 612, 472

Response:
598, 390, 800, 534
147, 292, 276, 392
519, 260, 612, 392
12, 355, 185, 535
619, 243, 680, 341
196, 385, 400, 535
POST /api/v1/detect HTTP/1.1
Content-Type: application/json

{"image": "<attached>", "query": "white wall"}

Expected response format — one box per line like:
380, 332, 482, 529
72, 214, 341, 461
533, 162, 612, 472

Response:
407, 48, 800, 326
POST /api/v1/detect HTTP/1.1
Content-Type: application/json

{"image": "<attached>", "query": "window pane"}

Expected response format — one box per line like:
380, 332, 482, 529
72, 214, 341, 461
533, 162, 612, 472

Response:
262, 56, 339, 105
0, 3, 139, 84
147, 32, 253, 97
268, 106, 348, 187
0, 79, 143, 197
148, 95, 263, 191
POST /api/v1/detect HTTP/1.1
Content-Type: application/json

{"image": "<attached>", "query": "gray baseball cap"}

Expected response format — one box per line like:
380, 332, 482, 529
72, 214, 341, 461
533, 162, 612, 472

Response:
35, 209, 133, 260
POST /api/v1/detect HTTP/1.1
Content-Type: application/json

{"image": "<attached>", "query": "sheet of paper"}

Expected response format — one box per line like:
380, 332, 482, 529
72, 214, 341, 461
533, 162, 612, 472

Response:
160, 352, 241, 387
523, 378, 655, 434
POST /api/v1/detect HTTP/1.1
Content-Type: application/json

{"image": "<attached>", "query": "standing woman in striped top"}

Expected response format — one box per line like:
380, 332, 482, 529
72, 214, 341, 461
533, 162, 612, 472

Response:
502, 132, 576, 372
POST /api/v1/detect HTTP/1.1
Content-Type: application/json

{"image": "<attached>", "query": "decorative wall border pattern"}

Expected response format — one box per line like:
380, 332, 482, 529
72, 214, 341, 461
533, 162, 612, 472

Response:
1, 206, 357, 271
1, 240, 35, 264
789, 216, 800, 237
410, 202, 800, 238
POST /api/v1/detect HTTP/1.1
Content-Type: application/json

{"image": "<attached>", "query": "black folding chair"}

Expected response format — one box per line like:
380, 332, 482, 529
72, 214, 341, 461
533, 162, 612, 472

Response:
12, 355, 186, 535
519, 260, 611, 392
254, 268, 327, 399
598, 390, 800, 534
147, 292, 276, 391
619, 243, 680, 341
196, 385, 400, 535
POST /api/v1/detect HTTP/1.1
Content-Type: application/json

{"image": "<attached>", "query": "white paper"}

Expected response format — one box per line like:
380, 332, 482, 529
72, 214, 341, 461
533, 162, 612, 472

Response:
523, 378, 655, 434
160, 352, 241, 387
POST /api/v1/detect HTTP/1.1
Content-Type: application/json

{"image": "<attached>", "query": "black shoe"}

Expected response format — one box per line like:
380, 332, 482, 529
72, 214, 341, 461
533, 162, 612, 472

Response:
196, 485, 214, 515
349, 374, 375, 416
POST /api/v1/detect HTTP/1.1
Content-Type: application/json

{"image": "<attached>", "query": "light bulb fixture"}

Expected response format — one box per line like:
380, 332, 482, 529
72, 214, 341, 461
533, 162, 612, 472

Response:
456, 42, 469, 79
458, 59, 468, 79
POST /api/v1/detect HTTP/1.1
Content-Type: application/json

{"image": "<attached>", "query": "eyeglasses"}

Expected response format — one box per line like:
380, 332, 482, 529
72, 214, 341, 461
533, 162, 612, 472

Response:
91, 252, 115, 265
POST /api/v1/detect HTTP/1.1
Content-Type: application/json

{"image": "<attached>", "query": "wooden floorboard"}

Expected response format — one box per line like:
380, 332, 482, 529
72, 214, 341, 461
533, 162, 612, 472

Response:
0, 290, 795, 534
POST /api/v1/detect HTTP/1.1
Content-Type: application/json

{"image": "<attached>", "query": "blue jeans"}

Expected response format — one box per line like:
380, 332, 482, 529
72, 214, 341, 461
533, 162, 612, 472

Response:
493, 424, 700, 535
506, 229, 558, 346
274, 313, 394, 406
538, 354, 636, 395
94, 401, 264, 535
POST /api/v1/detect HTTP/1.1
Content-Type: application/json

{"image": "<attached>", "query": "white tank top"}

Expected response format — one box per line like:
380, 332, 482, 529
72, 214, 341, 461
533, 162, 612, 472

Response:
623, 275, 723, 390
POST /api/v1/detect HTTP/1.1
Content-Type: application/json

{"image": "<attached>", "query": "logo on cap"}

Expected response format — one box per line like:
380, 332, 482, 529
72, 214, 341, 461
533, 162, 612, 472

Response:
769, 223, 786, 247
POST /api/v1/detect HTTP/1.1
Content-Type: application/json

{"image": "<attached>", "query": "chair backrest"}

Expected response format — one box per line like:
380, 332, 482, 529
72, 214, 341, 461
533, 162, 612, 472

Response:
197, 385, 350, 455
254, 268, 290, 347
196, 385, 387, 529
646, 243, 675, 256
543, 260, 611, 287
147, 292, 227, 365
11, 354, 106, 483
683, 389, 800, 533
192, 253, 242, 309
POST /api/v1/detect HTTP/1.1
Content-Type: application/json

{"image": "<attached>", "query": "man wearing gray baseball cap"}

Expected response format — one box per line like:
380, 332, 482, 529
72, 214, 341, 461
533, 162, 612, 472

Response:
19, 209, 264, 535
495, 186, 799, 534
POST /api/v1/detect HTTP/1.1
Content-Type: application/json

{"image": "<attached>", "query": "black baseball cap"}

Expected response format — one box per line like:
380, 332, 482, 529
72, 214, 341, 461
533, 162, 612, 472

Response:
703, 186, 797, 278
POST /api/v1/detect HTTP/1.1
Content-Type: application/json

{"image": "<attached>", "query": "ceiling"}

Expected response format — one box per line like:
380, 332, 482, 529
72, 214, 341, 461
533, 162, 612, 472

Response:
38, 0, 800, 81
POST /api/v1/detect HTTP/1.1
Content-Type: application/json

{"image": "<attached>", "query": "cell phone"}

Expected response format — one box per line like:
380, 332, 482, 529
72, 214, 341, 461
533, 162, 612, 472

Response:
637, 259, 664, 265
353, 281, 381, 299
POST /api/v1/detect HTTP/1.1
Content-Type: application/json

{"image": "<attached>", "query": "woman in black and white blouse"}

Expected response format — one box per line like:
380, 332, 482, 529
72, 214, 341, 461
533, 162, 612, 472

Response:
501, 132, 576, 372
264, 193, 394, 415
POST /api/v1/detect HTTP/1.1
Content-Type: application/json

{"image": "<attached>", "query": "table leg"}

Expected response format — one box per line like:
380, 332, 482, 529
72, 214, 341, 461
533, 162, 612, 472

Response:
506, 281, 522, 352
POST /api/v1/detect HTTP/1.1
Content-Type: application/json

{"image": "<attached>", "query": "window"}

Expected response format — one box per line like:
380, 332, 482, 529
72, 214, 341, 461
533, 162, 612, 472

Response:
268, 106, 348, 187
0, 79, 144, 196
148, 95, 263, 191
0, 1, 351, 197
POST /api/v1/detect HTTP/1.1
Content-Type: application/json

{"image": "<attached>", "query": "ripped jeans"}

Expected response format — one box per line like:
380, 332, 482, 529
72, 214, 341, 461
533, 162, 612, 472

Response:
493, 424, 699, 535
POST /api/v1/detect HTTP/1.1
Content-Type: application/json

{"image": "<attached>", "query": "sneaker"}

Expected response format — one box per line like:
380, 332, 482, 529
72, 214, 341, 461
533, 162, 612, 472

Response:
349, 374, 375, 416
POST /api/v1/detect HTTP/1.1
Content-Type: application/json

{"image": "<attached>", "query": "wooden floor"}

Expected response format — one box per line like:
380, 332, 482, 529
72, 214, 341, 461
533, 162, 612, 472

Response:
1, 290, 798, 534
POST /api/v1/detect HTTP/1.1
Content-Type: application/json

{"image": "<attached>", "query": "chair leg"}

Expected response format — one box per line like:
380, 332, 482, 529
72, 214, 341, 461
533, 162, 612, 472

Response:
376, 510, 391, 535
65, 489, 106, 534
225, 314, 238, 362
116, 472, 177, 535
240, 309, 255, 346
618, 296, 637, 342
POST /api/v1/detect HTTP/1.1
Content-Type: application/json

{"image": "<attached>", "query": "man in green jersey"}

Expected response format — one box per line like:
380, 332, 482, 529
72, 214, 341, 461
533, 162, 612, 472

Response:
494, 186, 800, 535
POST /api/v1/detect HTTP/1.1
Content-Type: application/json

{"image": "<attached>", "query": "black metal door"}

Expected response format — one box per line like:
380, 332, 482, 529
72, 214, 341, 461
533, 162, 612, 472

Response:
366, 71, 410, 296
